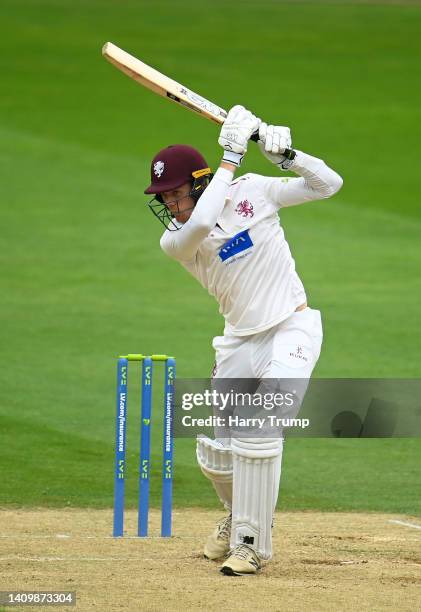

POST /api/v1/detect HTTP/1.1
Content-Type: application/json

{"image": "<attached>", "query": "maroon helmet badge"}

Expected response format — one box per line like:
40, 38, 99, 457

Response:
154, 160, 165, 178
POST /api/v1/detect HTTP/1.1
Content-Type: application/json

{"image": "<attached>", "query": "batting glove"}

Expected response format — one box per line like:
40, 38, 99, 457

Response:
219, 105, 260, 167
258, 123, 294, 170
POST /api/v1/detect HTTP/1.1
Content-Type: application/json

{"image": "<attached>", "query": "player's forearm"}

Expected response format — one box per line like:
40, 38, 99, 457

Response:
160, 167, 234, 261
220, 161, 237, 173
263, 150, 343, 209
258, 122, 343, 206
289, 150, 343, 198
191, 166, 234, 228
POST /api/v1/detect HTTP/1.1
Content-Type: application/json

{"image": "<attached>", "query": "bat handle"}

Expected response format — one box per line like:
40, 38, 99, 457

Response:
250, 131, 260, 143
250, 130, 295, 159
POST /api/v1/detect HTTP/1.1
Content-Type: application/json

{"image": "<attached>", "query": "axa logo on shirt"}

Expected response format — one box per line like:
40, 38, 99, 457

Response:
219, 230, 253, 262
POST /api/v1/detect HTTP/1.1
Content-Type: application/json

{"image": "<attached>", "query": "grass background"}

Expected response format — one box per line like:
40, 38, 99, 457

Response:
1, 0, 420, 515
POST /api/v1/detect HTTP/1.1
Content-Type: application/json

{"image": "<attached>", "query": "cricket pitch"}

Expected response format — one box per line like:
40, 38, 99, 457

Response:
0, 509, 420, 611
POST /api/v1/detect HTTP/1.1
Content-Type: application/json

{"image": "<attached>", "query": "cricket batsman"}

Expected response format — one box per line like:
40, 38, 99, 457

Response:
144, 106, 343, 575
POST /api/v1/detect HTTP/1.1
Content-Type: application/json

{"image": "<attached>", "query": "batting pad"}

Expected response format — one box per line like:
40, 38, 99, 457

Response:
231, 437, 283, 560
196, 435, 233, 510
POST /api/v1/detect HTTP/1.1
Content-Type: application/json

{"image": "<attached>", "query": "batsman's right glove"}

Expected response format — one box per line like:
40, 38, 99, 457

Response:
258, 122, 295, 169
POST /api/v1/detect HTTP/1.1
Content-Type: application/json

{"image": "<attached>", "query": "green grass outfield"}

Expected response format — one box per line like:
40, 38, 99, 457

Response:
1, 0, 420, 515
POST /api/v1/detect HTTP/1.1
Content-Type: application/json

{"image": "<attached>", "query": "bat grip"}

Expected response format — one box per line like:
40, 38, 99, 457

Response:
250, 130, 295, 159
250, 131, 260, 143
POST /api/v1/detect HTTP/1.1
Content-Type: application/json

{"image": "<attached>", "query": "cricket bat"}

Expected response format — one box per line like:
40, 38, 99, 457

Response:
102, 42, 262, 142
102, 42, 295, 158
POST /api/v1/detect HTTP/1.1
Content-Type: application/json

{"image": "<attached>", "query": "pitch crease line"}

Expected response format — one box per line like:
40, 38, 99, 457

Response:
0, 535, 198, 540
388, 519, 421, 530
0, 556, 191, 562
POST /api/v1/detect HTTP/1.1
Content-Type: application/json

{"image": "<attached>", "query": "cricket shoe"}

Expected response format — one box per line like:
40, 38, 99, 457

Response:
204, 514, 231, 560
220, 544, 262, 576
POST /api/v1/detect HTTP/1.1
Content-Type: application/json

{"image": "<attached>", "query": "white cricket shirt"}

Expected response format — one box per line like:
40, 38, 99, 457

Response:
160, 151, 343, 336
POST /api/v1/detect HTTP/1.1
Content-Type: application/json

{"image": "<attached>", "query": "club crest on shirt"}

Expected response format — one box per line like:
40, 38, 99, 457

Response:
235, 199, 254, 218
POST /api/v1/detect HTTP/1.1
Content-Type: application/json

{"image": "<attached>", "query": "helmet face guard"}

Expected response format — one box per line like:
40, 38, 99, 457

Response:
147, 168, 213, 231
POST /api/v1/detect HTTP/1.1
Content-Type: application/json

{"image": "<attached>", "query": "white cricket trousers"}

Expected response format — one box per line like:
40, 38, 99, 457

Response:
212, 307, 323, 380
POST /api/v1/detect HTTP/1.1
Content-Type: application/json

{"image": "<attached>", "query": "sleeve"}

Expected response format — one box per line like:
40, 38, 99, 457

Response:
160, 167, 234, 262
262, 150, 343, 209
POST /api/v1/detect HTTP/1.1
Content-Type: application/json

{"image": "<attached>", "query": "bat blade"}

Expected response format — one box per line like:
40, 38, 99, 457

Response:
102, 42, 227, 125
101, 42, 294, 153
